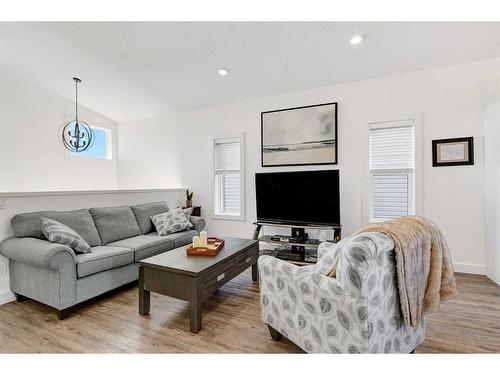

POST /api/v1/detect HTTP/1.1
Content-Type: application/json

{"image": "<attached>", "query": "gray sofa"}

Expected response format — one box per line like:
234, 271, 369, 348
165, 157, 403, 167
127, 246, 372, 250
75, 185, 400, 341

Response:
0, 201, 205, 319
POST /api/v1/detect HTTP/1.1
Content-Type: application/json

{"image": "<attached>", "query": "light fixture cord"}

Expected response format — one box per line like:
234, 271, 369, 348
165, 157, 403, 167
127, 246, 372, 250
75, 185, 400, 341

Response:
75, 79, 79, 123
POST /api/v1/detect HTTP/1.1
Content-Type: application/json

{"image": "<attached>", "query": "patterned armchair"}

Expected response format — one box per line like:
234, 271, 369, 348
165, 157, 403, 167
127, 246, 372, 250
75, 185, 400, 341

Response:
258, 232, 425, 353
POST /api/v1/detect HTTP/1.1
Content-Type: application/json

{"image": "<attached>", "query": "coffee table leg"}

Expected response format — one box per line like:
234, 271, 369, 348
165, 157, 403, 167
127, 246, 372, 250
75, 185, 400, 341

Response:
139, 266, 150, 315
190, 280, 202, 333
252, 263, 259, 282
190, 300, 202, 333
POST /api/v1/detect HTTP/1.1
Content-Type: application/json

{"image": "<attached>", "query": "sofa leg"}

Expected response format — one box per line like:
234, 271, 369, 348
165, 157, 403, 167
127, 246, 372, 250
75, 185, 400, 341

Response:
267, 325, 283, 341
14, 293, 28, 302
56, 308, 71, 320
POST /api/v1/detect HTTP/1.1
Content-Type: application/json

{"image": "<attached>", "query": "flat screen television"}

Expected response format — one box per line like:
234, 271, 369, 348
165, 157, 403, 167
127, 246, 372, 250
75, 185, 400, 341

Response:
255, 170, 340, 226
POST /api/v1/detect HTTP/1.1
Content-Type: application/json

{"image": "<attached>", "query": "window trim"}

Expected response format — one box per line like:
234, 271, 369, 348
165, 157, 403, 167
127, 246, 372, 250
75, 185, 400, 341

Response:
210, 132, 245, 221
66, 125, 113, 161
363, 113, 423, 224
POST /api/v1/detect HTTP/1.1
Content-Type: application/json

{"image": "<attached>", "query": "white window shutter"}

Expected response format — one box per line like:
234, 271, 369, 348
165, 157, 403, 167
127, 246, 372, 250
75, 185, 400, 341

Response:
222, 173, 240, 213
369, 124, 414, 170
215, 141, 240, 171
213, 137, 243, 218
371, 173, 409, 218
369, 121, 415, 221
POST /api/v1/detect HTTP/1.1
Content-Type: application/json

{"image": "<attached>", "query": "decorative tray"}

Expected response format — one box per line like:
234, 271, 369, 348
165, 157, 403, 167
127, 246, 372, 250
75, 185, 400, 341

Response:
186, 237, 225, 257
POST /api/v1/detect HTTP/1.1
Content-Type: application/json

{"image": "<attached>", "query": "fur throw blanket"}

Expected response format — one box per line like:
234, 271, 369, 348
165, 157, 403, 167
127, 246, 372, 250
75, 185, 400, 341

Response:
354, 216, 458, 328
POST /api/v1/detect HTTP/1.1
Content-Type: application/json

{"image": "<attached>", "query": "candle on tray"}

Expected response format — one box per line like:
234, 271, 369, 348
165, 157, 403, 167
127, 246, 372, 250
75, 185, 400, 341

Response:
192, 235, 201, 248
200, 231, 208, 247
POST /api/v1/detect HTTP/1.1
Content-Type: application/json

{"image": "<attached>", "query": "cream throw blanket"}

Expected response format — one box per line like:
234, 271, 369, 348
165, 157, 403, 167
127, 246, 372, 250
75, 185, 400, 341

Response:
353, 216, 458, 328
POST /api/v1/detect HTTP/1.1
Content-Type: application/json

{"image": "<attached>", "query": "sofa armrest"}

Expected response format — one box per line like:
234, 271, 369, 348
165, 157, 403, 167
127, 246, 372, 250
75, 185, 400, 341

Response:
0, 237, 76, 271
258, 255, 345, 298
190, 216, 206, 233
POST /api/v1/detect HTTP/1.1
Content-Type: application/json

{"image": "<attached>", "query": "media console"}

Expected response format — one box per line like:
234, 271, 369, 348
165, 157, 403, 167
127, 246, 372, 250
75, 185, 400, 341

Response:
253, 222, 342, 265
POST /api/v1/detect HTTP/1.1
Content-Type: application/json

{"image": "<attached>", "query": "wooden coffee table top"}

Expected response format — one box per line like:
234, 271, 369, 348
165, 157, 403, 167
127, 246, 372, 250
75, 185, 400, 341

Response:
139, 237, 258, 277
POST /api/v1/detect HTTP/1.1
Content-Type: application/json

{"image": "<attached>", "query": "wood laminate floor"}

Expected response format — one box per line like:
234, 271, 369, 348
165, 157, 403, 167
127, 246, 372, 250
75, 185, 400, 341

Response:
0, 271, 498, 353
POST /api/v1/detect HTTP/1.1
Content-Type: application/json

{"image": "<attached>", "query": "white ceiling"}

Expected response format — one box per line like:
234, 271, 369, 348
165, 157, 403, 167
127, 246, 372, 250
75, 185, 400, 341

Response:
1, 22, 500, 122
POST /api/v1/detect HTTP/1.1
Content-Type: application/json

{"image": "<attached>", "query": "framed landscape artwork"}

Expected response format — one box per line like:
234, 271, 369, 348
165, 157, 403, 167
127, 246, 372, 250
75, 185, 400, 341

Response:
432, 137, 474, 167
261, 102, 338, 167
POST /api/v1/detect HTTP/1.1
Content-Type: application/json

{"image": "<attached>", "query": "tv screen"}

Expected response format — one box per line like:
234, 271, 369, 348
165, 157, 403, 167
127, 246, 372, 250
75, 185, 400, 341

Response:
255, 170, 340, 226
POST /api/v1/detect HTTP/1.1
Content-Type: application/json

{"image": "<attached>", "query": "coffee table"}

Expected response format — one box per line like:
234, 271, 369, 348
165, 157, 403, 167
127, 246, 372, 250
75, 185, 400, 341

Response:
138, 237, 259, 333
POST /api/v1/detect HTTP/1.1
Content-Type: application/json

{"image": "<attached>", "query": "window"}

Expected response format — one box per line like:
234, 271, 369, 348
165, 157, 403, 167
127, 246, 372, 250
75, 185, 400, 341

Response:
70, 126, 112, 160
369, 119, 416, 222
212, 134, 245, 220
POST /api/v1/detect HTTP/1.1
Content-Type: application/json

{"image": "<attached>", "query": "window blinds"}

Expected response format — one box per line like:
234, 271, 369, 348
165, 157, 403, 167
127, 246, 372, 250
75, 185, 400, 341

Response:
214, 139, 241, 215
215, 140, 240, 171
221, 174, 240, 214
371, 173, 410, 219
369, 120, 415, 220
369, 122, 415, 170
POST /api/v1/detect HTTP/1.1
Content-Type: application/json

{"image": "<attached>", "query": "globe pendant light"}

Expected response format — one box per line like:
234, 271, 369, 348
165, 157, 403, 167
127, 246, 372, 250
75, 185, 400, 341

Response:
60, 77, 94, 153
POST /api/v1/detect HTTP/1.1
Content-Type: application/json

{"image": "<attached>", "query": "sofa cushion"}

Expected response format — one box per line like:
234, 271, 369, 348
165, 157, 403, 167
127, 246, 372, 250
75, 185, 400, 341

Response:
147, 230, 198, 248
76, 246, 134, 278
11, 209, 102, 247
89, 206, 142, 245
130, 201, 169, 234
151, 208, 191, 236
41, 217, 92, 254
108, 234, 175, 262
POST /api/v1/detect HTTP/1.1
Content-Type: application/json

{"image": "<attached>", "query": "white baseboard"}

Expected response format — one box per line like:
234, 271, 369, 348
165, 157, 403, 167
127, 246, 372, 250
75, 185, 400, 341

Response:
0, 291, 15, 305
453, 262, 486, 275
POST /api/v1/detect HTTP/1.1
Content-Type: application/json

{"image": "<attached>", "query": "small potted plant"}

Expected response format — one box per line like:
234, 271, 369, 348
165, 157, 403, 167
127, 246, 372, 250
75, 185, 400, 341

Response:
186, 189, 194, 207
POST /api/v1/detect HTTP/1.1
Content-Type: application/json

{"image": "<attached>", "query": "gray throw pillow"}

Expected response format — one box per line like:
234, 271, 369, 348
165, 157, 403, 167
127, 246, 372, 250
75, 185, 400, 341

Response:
183, 207, 194, 228
41, 217, 92, 254
151, 208, 191, 236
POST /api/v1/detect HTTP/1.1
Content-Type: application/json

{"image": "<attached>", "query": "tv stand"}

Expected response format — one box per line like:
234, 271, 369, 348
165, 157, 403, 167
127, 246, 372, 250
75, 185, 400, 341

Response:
253, 222, 342, 266
291, 227, 307, 242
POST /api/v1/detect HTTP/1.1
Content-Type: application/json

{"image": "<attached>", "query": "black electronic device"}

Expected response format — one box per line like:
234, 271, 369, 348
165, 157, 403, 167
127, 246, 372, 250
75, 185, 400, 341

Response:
255, 170, 340, 227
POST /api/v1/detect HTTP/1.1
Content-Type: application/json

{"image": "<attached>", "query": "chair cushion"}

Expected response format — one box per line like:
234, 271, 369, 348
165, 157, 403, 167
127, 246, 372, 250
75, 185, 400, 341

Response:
130, 201, 169, 234
151, 208, 191, 236
41, 217, 92, 254
76, 246, 134, 278
11, 209, 102, 246
90, 206, 142, 245
108, 234, 175, 262
148, 230, 198, 248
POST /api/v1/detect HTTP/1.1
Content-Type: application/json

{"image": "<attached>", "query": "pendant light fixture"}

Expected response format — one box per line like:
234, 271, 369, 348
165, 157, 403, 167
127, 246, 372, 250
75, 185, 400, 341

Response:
60, 77, 94, 153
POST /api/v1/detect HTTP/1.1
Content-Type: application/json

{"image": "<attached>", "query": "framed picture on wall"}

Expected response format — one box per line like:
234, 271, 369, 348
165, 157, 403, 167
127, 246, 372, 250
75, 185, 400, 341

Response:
261, 102, 338, 167
432, 137, 474, 167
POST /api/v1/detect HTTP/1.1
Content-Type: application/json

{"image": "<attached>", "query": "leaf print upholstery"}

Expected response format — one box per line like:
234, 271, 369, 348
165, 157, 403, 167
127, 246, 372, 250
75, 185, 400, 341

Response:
258, 232, 425, 353
337, 310, 352, 332
319, 298, 332, 314
357, 306, 368, 322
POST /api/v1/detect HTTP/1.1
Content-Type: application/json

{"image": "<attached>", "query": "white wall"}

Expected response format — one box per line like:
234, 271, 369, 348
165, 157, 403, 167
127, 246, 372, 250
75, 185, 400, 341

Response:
0, 69, 119, 192
0, 69, 125, 304
118, 58, 500, 275
484, 100, 500, 285
0, 189, 185, 304
117, 110, 183, 189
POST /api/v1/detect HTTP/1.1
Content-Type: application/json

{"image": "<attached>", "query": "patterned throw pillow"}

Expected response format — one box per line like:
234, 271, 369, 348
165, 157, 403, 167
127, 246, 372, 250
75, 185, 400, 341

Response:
41, 217, 92, 254
182, 207, 194, 228
151, 208, 191, 236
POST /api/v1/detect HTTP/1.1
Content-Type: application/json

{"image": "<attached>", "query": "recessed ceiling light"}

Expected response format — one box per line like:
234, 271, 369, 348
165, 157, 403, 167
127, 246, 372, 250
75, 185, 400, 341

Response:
350, 34, 363, 45
218, 68, 229, 76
